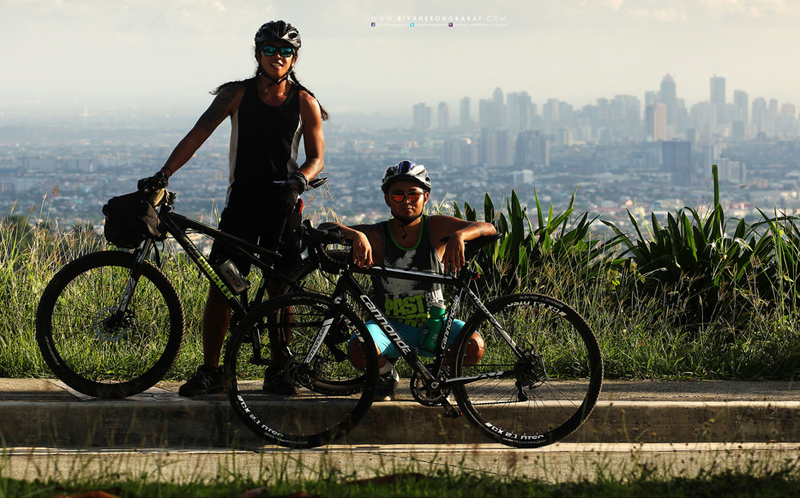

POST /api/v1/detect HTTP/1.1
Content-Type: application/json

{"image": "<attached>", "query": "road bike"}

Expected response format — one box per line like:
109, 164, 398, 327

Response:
223, 223, 604, 449
35, 180, 343, 399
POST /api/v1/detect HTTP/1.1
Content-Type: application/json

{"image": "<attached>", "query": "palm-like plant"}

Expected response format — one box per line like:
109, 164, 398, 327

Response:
454, 189, 623, 296
603, 165, 800, 328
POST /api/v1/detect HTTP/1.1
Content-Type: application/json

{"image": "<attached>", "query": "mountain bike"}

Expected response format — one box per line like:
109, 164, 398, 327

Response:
223, 223, 604, 449
35, 180, 343, 399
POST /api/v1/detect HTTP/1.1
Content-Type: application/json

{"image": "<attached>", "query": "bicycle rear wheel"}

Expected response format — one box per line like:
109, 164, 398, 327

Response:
224, 292, 378, 448
36, 251, 184, 398
452, 293, 603, 448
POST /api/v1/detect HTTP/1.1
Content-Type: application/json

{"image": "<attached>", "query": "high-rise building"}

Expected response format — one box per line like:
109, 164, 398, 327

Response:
731, 121, 746, 141
480, 128, 513, 168
662, 140, 692, 186
716, 157, 746, 183
543, 99, 559, 133
558, 102, 575, 132
443, 137, 477, 167
437, 102, 449, 130
690, 101, 717, 140
479, 98, 506, 128
645, 90, 659, 108
515, 130, 549, 167
710, 76, 726, 124
660, 74, 677, 133
777, 103, 798, 137
617, 94, 643, 140
733, 90, 748, 125
493, 87, 504, 105
413, 103, 431, 131
459, 97, 472, 129
507, 91, 532, 132
646, 103, 667, 141
752, 97, 768, 135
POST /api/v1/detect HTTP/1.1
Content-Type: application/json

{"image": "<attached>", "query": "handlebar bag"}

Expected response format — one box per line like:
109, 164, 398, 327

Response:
102, 192, 163, 248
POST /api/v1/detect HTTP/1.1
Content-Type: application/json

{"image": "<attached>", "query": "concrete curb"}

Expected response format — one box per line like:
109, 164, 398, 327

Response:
1, 379, 798, 448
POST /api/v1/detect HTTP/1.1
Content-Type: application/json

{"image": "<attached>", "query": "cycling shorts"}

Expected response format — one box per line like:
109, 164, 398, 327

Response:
209, 206, 301, 275
358, 318, 465, 359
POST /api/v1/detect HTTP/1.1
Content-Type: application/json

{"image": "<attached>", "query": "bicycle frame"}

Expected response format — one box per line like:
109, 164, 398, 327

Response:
311, 254, 526, 415
117, 194, 303, 337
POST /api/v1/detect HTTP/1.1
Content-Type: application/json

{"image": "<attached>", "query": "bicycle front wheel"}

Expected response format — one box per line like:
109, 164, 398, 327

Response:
225, 292, 378, 448
35, 251, 185, 398
452, 293, 603, 448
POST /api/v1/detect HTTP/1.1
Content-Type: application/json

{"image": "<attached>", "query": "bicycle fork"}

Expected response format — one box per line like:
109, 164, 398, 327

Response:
109, 240, 155, 325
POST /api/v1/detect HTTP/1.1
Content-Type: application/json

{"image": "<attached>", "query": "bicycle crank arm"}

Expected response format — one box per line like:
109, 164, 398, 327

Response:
439, 397, 461, 419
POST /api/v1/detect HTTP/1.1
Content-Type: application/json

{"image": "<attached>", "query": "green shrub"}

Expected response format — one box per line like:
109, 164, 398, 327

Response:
603, 165, 800, 329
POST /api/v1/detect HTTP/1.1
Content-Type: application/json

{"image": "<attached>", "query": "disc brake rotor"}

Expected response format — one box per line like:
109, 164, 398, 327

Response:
284, 360, 316, 389
92, 307, 132, 342
515, 349, 547, 388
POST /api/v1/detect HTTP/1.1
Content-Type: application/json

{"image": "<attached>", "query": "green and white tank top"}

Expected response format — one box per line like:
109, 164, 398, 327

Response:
370, 215, 445, 327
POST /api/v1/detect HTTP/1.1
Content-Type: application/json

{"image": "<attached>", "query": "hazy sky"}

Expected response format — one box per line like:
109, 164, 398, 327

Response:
2, 0, 800, 118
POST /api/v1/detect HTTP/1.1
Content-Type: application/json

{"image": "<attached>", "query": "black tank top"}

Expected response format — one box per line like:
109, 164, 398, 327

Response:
371, 215, 446, 327
225, 77, 303, 210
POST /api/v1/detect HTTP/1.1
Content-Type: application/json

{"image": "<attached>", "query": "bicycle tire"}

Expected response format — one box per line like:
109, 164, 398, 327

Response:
224, 292, 379, 448
278, 249, 372, 395
452, 293, 603, 448
36, 251, 185, 399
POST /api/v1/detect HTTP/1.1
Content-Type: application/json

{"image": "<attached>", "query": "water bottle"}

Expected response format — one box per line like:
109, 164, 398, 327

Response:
216, 259, 249, 294
421, 302, 447, 352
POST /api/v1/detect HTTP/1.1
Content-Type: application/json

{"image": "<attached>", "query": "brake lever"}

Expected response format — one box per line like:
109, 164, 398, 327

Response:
308, 176, 328, 189
273, 176, 328, 190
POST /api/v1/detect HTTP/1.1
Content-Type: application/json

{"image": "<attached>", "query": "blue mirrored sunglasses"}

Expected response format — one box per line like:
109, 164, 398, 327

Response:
261, 46, 295, 58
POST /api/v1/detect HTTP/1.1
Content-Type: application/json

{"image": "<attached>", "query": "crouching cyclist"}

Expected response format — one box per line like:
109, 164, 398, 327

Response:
320, 160, 494, 401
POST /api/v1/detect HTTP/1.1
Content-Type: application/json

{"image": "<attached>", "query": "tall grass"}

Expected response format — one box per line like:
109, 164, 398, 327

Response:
1, 444, 799, 497
449, 166, 800, 380
2, 170, 800, 381
0, 192, 106, 378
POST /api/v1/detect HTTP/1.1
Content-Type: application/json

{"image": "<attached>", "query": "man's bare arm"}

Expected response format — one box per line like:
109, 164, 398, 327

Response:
318, 222, 381, 267
430, 216, 497, 273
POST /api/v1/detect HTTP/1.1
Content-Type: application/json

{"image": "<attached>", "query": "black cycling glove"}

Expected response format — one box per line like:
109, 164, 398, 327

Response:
278, 183, 300, 216
137, 171, 169, 193
286, 170, 308, 194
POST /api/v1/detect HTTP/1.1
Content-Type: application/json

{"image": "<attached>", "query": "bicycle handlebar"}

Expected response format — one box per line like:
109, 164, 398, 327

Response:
299, 220, 348, 272
271, 176, 329, 190
140, 176, 329, 212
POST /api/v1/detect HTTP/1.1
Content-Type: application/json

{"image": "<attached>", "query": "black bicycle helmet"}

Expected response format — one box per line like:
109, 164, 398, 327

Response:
255, 21, 301, 49
381, 161, 432, 193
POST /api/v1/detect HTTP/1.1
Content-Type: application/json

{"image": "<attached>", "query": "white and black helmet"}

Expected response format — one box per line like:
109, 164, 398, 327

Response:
381, 160, 432, 193
255, 20, 301, 49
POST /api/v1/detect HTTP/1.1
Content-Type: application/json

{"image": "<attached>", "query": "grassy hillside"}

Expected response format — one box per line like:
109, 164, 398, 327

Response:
2, 167, 799, 380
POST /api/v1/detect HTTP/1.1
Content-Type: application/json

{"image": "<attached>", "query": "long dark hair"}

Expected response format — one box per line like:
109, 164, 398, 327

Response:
210, 49, 329, 121
285, 70, 329, 121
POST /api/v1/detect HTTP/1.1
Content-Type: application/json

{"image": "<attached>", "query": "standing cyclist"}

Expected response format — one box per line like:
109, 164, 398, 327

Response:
139, 21, 327, 397
321, 161, 495, 401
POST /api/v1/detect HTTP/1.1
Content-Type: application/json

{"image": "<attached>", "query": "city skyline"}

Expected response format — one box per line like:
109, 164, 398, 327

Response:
409, 74, 794, 143
2, 0, 800, 120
